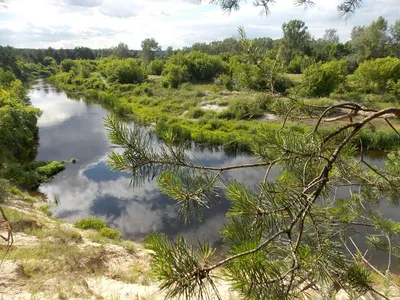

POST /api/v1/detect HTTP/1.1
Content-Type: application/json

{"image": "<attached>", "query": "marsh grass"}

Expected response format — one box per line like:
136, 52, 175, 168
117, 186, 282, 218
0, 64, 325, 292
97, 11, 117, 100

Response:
50, 73, 400, 151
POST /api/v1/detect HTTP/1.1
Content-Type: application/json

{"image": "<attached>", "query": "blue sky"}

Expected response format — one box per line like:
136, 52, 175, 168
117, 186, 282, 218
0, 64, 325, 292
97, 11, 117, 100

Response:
0, 0, 399, 49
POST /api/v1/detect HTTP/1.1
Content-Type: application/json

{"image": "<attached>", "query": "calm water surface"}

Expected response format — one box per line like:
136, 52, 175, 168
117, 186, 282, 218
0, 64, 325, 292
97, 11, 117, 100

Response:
29, 80, 399, 270
29, 80, 268, 245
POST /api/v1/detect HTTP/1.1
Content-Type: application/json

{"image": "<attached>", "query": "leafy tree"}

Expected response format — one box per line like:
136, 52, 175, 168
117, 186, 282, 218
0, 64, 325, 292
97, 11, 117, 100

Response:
147, 58, 165, 76
113, 42, 131, 59
100, 3, 400, 299
287, 55, 313, 74
354, 57, 400, 93
162, 63, 190, 88
106, 101, 400, 299
302, 60, 348, 97
281, 19, 311, 62
141, 38, 161, 63
186, 51, 225, 81
74, 46, 95, 60
322, 28, 340, 43
390, 19, 400, 58
165, 46, 174, 57
351, 17, 391, 63
230, 28, 289, 94
112, 59, 147, 84
60, 59, 76, 72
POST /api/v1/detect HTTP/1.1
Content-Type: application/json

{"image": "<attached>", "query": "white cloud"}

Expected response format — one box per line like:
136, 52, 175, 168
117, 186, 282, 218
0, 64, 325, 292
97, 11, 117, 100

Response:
0, 0, 399, 50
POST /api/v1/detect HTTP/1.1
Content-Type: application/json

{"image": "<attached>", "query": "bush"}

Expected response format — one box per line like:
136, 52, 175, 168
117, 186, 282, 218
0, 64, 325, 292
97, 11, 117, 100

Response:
219, 95, 273, 120
186, 51, 226, 81
147, 59, 165, 75
388, 79, 400, 97
187, 107, 205, 119
354, 57, 400, 93
100, 227, 122, 240
60, 59, 76, 72
162, 64, 190, 88
1, 161, 65, 189
36, 161, 65, 177
287, 55, 312, 74
74, 218, 107, 230
303, 60, 347, 97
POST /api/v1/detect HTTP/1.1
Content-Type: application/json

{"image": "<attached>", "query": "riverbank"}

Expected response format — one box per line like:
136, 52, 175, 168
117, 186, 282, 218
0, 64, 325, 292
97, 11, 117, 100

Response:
1, 192, 400, 299
0, 188, 240, 299
49, 74, 400, 153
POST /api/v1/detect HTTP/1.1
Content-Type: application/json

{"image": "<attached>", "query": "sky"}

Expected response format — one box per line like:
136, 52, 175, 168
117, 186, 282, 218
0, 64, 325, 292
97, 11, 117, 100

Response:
0, 0, 399, 49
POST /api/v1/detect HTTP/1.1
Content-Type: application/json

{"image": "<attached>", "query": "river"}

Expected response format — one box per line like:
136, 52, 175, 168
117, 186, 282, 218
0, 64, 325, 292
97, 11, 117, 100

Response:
29, 79, 270, 245
29, 79, 399, 270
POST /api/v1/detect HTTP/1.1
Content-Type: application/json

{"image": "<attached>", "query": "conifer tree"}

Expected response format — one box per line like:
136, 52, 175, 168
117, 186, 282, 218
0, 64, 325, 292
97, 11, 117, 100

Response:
105, 1, 400, 299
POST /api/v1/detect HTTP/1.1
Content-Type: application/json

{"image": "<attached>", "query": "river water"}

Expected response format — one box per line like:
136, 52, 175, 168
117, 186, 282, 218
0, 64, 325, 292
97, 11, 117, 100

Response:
29, 80, 270, 245
29, 80, 399, 270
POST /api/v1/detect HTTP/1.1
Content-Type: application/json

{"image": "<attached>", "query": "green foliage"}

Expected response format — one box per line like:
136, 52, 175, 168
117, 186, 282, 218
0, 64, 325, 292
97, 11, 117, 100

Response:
282, 19, 311, 62
0, 161, 65, 189
145, 232, 217, 299
60, 59, 76, 72
351, 16, 391, 63
162, 63, 190, 88
113, 42, 131, 59
303, 60, 348, 97
147, 58, 165, 75
110, 58, 147, 84
186, 51, 225, 81
186, 107, 205, 119
141, 38, 161, 62
218, 95, 273, 120
74, 217, 107, 230
354, 57, 400, 93
100, 227, 122, 240
388, 79, 400, 97
39, 205, 53, 217
287, 55, 313, 74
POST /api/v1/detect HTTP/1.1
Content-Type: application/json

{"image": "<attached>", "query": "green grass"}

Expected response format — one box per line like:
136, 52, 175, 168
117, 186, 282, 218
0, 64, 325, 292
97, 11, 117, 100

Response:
49, 71, 400, 152
100, 227, 122, 240
2, 207, 42, 232
26, 225, 82, 242
9, 187, 24, 196
39, 204, 53, 217
74, 217, 107, 230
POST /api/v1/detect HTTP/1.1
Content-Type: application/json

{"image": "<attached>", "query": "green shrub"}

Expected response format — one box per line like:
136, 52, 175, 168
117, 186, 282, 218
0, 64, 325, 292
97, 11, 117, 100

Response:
287, 55, 313, 74
162, 64, 190, 88
100, 227, 122, 240
219, 95, 272, 120
36, 161, 65, 177
147, 59, 165, 75
1, 161, 65, 189
186, 51, 226, 81
303, 60, 348, 97
74, 218, 107, 230
60, 59, 76, 72
388, 79, 400, 97
187, 107, 205, 119
9, 187, 23, 196
39, 205, 52, 217
354, 57, 400, 93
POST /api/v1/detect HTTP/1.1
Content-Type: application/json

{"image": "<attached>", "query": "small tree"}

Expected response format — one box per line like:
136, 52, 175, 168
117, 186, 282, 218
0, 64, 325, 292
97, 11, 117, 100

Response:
141, 38, 161, 63
113, 42, 131, 59
106, 103, 400, 299
147, 58, 165, 76
302, 60, 348, 97
354, 57, 400, 93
